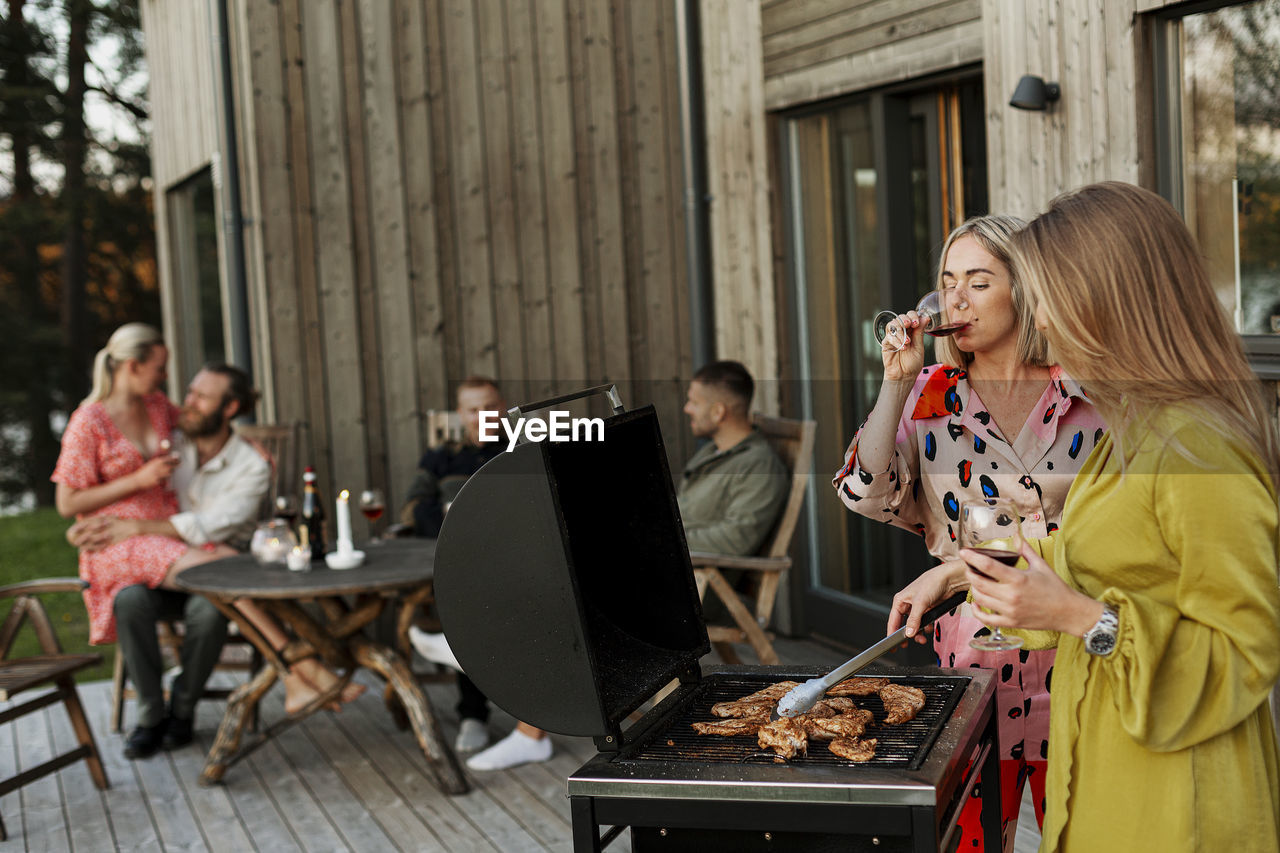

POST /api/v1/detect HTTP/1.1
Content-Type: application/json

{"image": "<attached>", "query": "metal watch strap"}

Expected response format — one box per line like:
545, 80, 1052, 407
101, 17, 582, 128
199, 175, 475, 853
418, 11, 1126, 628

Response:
1083, 604, 1119, 656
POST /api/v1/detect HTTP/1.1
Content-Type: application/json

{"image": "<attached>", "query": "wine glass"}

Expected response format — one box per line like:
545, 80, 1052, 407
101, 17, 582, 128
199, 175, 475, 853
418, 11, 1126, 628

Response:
960, 497, 1025, 652
359, 488, 387, 543
872, 291, 965, 352
273, 494, 299, 526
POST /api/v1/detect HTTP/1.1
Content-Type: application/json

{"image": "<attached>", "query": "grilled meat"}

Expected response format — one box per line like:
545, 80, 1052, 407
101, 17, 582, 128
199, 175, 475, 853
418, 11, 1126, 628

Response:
812, 696, 858, 715
828, 736, 878, 762
805, 709, 874, 741
826, 676, 891, 697
710, 681, 800, 718
692, 718, 765, 737
878, 683, 926, 724
757, 717, 808, 759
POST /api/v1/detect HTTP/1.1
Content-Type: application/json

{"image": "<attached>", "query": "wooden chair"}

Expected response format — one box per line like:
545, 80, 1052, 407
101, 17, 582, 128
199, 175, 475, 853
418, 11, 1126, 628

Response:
424, 410, 464, 449
690, 413, 817, 665
234, 421, 299, 518
109, 423, 293, 733
0, 579, 108, 841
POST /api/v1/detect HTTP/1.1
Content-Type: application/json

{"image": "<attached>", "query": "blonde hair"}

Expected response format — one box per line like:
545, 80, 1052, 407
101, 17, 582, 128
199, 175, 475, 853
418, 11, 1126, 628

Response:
83, 322, 164, 406
1012, 181, 1279, 479
933, 215, 1049, 369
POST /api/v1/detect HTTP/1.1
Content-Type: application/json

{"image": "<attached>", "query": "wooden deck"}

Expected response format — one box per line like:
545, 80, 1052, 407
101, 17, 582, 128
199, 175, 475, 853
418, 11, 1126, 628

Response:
0, 635, 1040, 852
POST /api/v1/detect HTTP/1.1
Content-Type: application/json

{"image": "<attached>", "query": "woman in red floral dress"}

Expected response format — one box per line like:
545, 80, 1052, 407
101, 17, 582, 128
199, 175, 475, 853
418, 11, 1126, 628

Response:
57, 324, 365, 715
52, 323, 236, 645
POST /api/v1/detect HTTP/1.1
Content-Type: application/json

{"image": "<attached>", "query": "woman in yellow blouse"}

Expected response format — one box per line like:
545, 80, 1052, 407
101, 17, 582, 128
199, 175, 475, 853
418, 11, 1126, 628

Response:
963, 181, 1280, 852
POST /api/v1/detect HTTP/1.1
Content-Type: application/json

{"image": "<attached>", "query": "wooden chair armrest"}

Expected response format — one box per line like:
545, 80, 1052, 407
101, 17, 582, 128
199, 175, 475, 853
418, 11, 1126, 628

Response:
688, 553, 791, 572
0, 578, 88, 600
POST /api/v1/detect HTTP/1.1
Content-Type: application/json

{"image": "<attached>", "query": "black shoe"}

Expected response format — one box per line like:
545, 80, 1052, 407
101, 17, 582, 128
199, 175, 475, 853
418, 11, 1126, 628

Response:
124, 721, 167, 759
162, 714, 194, 750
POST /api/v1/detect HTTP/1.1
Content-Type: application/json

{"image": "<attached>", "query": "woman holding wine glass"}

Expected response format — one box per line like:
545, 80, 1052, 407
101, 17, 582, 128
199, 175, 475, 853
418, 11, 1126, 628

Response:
833, 215, 1105, 850
963, 182, 1279, 852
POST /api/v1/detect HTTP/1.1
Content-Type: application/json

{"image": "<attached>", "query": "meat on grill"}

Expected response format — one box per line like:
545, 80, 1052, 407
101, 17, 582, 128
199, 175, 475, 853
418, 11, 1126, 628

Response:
812, 697, 858, 715
710, 681, 800, 718
757, 717, 808, 759
826, 676, 891, 697
805, 709, 874, 741
878, 683, 926, 724
828, 736, 878, 762
691, 717, 765, 736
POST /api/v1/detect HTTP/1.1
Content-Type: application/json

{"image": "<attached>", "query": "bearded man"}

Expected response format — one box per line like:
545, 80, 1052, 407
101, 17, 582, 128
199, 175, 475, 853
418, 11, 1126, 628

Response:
67, 363, 271, 759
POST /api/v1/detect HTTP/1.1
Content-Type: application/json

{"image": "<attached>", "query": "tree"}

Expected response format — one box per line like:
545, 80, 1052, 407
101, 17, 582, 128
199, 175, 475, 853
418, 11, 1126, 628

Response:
0, 0, 158, 508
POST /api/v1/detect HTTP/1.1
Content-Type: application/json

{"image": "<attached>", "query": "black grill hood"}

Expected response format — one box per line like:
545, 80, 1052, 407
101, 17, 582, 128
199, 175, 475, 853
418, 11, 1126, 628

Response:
433, 401, 711, 740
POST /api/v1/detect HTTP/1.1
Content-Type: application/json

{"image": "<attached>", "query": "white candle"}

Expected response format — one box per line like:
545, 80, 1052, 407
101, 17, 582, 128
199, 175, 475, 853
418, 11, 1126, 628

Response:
336, 489, 353, 554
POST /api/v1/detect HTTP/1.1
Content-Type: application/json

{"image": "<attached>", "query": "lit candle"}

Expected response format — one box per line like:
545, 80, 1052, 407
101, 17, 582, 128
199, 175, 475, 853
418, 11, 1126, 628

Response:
336, 489, 353, 554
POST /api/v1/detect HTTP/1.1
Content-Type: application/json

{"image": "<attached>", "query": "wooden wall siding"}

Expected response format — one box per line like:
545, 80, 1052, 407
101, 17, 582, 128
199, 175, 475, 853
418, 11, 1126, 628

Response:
139, 1, 218, 186
982, 0, 1145, 218
700, 0, 780, 414
760, 0, 983, 110
139, 0, 222, 397
208, 0, 694, 504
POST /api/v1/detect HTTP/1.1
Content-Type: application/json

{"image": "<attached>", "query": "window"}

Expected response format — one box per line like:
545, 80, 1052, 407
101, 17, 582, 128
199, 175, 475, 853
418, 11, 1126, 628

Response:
1155, 0, 1280, 368
778, 75, 987, 648
166, 169, 225, 377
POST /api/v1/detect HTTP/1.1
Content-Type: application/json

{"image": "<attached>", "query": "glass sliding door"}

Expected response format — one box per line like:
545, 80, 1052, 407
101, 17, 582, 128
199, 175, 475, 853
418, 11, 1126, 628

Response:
781, 76, 987, 650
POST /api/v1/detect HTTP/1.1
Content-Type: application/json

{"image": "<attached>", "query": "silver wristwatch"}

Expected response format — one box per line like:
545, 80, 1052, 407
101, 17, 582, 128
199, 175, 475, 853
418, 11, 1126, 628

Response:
1082, 604, 1118, 657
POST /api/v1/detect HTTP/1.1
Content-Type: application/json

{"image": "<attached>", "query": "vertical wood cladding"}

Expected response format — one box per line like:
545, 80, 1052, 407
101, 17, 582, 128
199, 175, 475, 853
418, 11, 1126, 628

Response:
183, 0, 697, 502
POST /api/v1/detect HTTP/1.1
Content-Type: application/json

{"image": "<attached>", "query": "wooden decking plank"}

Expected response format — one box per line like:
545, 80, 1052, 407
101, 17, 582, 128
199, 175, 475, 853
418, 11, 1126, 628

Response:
320, 688, 500, 853
235, 700, 357, 852
269, 715, 404, 851
131, 714, 212, 853
172, 690, 302, 853
161, 701, 257, 853
80, 682, 166, 853
511, 750, 578, 823
465, 760, 568, 850
15, 704, 72, 853
0, 697, 20, 842
294, 698, 446, 852
340, 685, 546, 852
44, 687, 113, 853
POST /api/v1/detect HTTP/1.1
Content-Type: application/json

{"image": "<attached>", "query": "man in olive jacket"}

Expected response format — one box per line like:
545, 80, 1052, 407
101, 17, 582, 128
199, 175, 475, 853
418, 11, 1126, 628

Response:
677, 360, 787, 557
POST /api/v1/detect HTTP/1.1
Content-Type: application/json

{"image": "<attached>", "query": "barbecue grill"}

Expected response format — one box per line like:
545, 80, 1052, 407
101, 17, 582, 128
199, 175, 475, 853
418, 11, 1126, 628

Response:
434, 388, 1000, 852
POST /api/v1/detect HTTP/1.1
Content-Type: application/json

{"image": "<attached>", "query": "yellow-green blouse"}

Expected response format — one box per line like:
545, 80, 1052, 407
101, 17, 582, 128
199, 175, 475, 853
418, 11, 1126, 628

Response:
1036, 412, 1280, 852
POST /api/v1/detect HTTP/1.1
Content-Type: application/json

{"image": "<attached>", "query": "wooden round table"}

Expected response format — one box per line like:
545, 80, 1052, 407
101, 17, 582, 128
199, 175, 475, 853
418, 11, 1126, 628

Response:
176, 538, 468, 793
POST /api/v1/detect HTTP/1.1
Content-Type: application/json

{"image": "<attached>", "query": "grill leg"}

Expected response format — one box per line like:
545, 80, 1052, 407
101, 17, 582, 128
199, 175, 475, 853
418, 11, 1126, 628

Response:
571, 797, 602, 853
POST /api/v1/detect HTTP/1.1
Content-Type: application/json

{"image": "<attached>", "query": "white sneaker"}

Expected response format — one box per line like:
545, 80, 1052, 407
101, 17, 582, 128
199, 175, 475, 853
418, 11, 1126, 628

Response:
466, 729, 552, 771
455, 718, 490, 753
408, 626, 462, 671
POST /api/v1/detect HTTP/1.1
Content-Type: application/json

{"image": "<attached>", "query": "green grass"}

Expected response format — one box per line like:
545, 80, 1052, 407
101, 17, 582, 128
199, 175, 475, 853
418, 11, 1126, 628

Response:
0, 507, 115, 682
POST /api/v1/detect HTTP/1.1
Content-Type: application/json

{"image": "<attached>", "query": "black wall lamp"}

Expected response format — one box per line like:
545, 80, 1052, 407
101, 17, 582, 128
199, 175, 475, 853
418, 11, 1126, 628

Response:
1009, 75, 1060, 111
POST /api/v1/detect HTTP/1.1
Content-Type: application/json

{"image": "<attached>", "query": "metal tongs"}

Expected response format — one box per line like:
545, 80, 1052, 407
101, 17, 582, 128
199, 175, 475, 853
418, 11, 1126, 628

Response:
773, 591, 968, 720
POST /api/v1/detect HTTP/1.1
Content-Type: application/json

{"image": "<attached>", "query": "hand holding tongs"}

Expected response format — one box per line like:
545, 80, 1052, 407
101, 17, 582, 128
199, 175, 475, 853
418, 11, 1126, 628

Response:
772, 591, 968, 719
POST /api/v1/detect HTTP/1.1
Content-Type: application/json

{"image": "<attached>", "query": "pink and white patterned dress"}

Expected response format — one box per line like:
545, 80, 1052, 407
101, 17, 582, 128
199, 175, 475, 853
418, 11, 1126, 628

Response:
52, 392, 188, 644
833, 364, 1106, 764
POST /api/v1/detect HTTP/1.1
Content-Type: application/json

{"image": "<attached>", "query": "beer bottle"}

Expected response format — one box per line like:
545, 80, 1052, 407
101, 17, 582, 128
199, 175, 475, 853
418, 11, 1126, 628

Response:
300, 466, 326, 561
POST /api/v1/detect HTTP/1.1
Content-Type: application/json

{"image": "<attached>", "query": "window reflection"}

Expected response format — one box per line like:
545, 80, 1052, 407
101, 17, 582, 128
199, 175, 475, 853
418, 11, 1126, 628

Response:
1180, 1, 1280, 334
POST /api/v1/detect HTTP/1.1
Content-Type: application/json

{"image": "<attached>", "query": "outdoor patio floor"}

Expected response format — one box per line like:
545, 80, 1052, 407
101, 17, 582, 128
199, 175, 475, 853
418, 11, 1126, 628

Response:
0, 635, 1040, 852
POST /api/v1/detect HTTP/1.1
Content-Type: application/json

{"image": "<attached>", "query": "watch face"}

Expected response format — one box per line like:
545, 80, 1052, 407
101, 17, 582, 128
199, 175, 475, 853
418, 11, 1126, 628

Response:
1088, 632, 1116, 656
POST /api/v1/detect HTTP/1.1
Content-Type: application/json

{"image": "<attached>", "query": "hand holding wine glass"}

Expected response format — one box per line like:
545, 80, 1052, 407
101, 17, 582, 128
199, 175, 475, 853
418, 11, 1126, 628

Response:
873, 291, 967, 353
960, 497, 1025, 652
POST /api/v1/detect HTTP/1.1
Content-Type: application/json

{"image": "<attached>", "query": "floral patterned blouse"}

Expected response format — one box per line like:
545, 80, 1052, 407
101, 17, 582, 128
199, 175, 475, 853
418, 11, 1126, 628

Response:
832, 363, 1106, 762
52, 393, 188, 644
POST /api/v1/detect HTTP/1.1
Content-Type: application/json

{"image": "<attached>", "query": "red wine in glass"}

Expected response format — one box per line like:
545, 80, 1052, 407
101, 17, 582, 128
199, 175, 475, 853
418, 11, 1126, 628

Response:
361, 505, 385, 521
925, 323, 966, 338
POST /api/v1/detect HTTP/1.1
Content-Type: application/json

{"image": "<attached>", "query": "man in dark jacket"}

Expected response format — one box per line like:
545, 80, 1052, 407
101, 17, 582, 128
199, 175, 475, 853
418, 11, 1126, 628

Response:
404, 376, 505, 754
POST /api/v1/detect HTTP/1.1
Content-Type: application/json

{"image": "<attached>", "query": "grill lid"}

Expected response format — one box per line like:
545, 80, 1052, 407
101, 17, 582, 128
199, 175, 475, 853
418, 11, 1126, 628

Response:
434, 396, 710, 740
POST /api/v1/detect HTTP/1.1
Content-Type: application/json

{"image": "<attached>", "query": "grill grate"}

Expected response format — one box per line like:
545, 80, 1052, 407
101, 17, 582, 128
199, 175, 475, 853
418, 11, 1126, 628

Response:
621, 674, 968, 771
